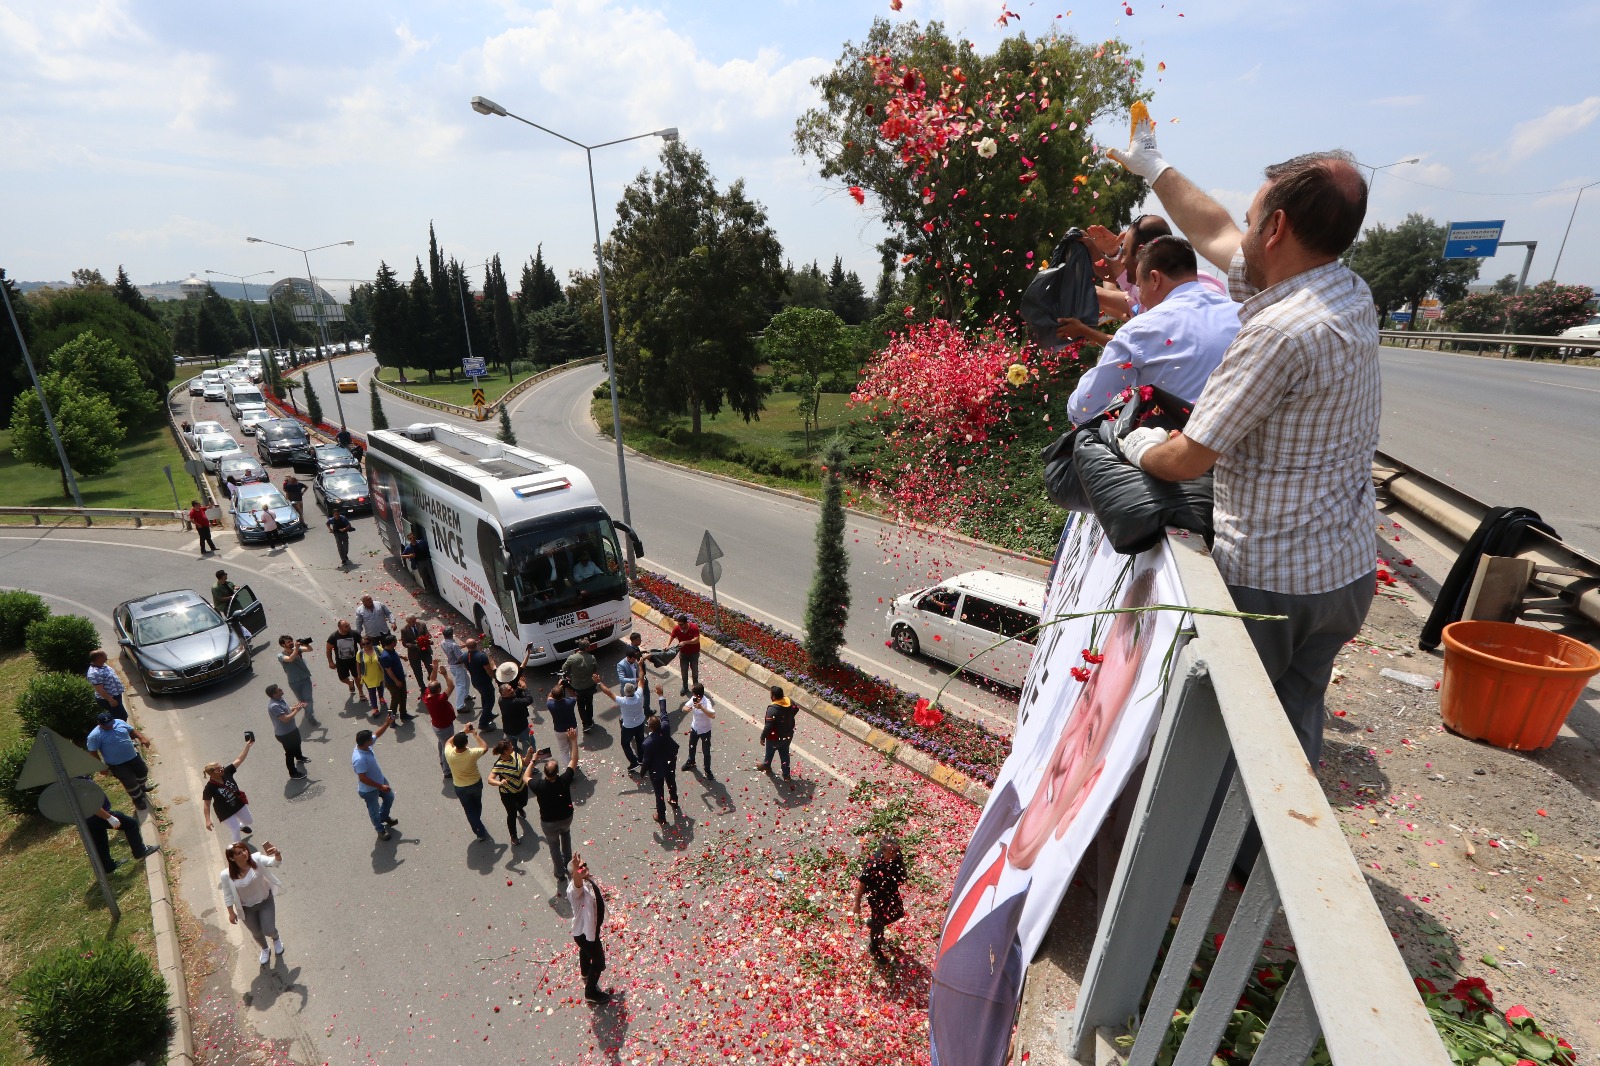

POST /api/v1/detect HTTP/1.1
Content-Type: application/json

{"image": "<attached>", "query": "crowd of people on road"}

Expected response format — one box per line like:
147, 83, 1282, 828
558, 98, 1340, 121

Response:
78, 576, 905, 1007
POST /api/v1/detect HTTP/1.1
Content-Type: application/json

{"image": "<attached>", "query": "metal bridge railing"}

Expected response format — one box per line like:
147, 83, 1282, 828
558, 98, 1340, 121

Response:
1381, 328, 1600, 361
1064, 540, 1451, 1066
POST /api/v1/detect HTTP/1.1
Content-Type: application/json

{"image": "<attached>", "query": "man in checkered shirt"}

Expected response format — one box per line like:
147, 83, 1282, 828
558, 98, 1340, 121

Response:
1110, 127, 1378, 768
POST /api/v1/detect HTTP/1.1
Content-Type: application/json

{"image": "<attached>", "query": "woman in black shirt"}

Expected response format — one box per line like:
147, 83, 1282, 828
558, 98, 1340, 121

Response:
203, 738, 256, 842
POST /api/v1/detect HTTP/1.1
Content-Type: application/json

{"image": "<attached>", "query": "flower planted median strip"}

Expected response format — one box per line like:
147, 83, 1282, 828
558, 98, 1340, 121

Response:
632, 571, 1009, 785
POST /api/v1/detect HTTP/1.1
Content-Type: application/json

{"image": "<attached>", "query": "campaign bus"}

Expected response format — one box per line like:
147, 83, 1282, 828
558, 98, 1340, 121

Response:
364, 422, 642, 664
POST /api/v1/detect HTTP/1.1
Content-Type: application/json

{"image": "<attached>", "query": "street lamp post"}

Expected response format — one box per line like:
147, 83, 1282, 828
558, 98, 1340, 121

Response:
470, 95, 677, 577
1357, 155, 1421, 199
245, 237, 355, 427
1549, 179, 1600, 282
204, 268, 274, 356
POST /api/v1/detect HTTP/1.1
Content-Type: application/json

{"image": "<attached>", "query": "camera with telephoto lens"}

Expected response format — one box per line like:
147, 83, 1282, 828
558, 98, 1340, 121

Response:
298, 636, 314, 647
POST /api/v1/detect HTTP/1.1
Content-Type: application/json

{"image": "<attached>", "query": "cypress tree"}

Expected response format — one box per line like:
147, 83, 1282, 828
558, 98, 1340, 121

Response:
369, 378, 390, 431
302, 375, 323, 425
497, 406, 517, 445
803, 440, 851, 669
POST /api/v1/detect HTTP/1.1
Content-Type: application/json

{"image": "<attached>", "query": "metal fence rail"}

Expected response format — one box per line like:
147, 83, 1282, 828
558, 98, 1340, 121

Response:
1381, 328, 1600, 361
0, 506, 186, 527
1063, 540, 1450, 1065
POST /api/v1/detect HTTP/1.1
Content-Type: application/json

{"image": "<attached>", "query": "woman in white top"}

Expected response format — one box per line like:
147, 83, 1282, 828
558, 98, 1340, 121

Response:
219, 840, 285, 966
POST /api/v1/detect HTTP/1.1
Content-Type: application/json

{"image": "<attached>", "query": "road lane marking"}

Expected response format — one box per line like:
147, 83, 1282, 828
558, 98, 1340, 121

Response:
1528, 378, 1600, 394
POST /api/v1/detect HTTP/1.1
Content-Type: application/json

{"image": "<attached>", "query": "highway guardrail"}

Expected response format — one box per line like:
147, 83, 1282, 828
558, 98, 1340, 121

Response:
1382, 328, 1600, 362
371, 355, 605, 421
0, 506, 187, 527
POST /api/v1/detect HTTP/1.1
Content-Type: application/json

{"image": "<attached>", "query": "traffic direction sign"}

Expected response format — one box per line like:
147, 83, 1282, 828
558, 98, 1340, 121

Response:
695, 530, 724, 566
1443, 220, 1504, 259
1389, 311, 1413, 324
463, 356, 488, 378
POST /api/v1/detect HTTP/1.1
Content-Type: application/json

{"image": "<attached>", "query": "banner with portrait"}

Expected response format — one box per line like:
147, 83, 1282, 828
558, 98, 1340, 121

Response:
928, 515, 1189, 1066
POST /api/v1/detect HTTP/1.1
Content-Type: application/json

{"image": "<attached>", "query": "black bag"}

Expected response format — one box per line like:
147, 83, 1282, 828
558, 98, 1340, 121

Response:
1039, 383, 1169, 514
1020, 230, 1100, 349
647, 646, 679, 668
1071, 386, 1215, 555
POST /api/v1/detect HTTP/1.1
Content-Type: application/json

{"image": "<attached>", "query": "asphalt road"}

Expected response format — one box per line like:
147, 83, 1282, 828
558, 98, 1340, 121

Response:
319, 356, 1042, 732
0, 473, 938, 1063
1376, 347, 1600, 557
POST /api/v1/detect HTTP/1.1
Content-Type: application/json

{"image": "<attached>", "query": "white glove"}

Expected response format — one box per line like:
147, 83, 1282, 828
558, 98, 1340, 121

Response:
1120, 427, 1169, 470
1107, 119, 1171, 184
106, 814, 122, 829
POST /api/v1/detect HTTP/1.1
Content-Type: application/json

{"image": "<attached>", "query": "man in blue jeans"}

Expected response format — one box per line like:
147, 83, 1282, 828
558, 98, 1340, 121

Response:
756, 685, 797, 790
351, 715, 397, 841
679, 683, 716, 780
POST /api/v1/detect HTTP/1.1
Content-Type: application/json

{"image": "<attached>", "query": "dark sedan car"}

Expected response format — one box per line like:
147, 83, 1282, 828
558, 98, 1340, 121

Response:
313, 468, 372, 515
308, 444, 359, 475
216, 455, 270, 491
256, 419, 314, 467
114, 588, 267, 693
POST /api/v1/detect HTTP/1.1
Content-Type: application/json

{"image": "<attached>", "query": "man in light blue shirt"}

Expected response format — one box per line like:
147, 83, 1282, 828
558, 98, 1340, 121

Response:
1065, 236, 1240, 425
351, 716, 397, 840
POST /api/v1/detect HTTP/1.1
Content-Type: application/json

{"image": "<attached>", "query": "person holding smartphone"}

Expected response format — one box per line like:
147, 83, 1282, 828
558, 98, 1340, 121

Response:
566, 853, 612, 1004
265, 684, 309, 780
680, 683, 716, 780
203, 737, 257, 840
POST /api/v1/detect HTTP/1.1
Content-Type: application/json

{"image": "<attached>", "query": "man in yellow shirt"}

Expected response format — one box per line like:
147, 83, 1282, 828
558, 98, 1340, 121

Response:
444, 724, 492, 841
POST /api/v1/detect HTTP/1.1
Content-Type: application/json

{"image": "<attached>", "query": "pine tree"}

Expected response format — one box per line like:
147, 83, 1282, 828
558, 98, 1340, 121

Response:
803, 440, 851, 669
112, 266, 160, 322
302, 375, 324, 425
497, 406, 517, 445
368, 378, 390, 431
489, 255, 520, 374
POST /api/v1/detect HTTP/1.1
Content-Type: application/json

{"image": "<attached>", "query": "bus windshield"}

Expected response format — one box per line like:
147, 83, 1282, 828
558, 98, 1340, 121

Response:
505, 515, 626, 622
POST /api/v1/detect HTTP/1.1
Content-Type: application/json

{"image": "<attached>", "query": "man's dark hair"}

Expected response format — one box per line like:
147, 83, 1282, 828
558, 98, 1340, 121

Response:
1260, 151, 1368, 257
770, 685, 784, 700
453, 732, 470, 750
1135, 235, 1198, 281
1125, 213, 1172, 265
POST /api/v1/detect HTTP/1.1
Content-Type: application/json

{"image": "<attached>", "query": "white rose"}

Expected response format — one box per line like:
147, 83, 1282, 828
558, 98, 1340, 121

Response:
976, 137, 998, 159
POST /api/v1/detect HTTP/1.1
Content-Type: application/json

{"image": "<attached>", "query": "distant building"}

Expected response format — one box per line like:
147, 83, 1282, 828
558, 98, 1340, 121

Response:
179, 274, 207, 300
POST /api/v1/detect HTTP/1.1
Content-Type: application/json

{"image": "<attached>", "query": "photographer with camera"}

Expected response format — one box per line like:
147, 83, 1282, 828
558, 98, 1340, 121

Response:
277, 635, 319, 728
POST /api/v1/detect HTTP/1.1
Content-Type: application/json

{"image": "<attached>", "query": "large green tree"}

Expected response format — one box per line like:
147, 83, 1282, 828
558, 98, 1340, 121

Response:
9, 372, 124, 496
27, 288, 173, 392
195, 285, 240, 364
609, 142, 786, 435
826, 257, 871, 325
486, 255, 521, 372
112, 266, 160, 323
796, 19, 1149, 323
407, 258, 443, 381
48, 331, 158, 426
1344, 214, 1481, 323
368, 260, 408, 370
765, 307, 853, 451
0, 268, 34, 427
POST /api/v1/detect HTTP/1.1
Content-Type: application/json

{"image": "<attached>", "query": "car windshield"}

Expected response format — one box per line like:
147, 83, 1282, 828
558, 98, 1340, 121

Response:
220, 460, 261, 477
202, 437, 238, 453
239, 489, 289, 510
323, 472, 366, 494
506, 515, 626, 622
264, 425, 307, 444
194, 423, 224, 434
317, 447, 355, 464
132, 602, 224, 644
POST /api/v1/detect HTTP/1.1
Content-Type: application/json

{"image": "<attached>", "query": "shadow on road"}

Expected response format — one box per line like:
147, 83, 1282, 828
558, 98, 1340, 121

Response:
243, 958, 308, 1014
588, 989, 630, 1064
468, 837, 508, 873
371, 834, 412, 874
655, 811, 695, 851
282, 775, 322, 804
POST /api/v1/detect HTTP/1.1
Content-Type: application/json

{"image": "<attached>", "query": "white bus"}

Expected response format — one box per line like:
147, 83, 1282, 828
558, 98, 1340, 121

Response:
364, 423, 642, 665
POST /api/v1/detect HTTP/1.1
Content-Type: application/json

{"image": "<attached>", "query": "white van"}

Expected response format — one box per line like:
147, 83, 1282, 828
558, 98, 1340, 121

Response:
225, 382, 266, 418
885, 570, 1046, 688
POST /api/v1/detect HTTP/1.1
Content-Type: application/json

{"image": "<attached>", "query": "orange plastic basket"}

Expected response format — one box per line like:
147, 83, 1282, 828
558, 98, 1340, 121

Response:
1439, 621, 1600, 751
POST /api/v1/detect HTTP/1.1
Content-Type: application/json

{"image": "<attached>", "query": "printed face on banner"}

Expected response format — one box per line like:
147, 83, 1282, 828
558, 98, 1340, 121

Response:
928, 516, 1188, 1066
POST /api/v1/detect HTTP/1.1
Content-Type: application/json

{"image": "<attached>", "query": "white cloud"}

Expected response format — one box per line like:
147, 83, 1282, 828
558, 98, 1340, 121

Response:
395, 21, 432, 58
476, 0, 829, 140
1505, 96, 1600, 162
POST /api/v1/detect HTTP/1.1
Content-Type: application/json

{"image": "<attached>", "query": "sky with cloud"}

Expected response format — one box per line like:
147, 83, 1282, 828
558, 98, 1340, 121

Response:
3, 0, 1598, 298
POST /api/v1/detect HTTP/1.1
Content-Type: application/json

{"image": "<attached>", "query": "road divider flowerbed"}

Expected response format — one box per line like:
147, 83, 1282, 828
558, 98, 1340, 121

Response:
632, 570, 1009, 786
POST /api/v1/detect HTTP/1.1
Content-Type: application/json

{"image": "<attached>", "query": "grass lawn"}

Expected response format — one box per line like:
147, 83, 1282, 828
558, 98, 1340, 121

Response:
594, 390, 875, 503
0, 417, 191, 511
0, 650, 157, 1066
375, 365, 539, 407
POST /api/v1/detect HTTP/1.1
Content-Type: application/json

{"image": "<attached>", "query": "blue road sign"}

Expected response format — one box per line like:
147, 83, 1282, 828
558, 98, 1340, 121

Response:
1443, 220, 1504, 259
462, 356, 488, 378
1389, 311, 1413, 324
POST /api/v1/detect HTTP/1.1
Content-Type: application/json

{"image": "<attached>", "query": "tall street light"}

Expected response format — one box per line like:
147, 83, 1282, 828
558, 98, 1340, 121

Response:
245, 237, 355, 428
1357, 156, 1421, 199
1549, 178, 1600, 282
470, 94, 677, 576
204, 268, 274, 355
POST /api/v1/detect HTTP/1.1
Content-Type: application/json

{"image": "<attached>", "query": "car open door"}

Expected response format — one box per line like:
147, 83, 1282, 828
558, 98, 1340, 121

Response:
226, 584, 268, 638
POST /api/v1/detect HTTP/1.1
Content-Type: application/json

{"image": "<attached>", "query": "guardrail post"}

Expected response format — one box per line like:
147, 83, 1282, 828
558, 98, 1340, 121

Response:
1068, 648, 1231, 1062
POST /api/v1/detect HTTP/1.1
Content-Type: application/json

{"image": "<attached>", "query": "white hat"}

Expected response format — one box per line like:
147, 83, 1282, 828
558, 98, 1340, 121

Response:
495, 662, 520, 684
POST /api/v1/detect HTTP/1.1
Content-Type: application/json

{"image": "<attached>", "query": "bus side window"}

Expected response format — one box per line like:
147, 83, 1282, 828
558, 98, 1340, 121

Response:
601, 536, 620, 573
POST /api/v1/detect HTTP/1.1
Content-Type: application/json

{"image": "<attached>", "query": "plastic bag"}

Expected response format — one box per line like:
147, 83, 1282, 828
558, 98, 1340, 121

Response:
1071, 385, 1214, 555
1020, 230, 1100, 349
